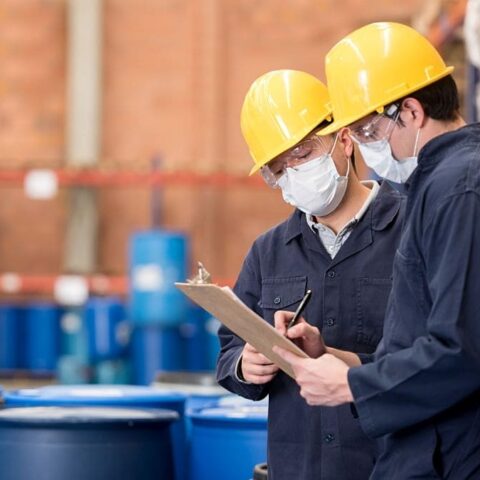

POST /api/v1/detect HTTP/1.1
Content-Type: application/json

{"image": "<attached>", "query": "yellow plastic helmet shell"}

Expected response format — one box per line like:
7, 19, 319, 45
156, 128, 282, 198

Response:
240, 70, 332, 175
320, 22, 454, 135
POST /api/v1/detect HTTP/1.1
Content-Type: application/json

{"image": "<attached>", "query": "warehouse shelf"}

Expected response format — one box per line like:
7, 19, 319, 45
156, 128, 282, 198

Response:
0, 273, 128, 296
0, 272, 234, 296
0, 168, 266, 188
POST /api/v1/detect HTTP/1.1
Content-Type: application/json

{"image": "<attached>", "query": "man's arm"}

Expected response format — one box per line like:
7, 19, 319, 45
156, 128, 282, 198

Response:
276, 192, 480, 437
216, 247, 274, 400
347, 191, 480, 437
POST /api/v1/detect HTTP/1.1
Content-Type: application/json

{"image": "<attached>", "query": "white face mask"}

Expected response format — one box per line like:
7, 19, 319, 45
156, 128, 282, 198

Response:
277, 142, 349, 217
355, 128, 421, 184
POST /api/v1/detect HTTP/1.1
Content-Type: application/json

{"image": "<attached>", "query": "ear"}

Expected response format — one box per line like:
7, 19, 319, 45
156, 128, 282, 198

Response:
338, 127, 354, 158
401, 98, 426, 128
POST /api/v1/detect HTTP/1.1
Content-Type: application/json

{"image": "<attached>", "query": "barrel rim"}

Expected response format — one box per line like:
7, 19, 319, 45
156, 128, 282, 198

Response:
4, 385, 188, 405
0, 406, 179, 426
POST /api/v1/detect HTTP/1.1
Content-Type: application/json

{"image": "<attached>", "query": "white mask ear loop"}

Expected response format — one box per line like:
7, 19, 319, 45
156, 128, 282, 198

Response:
329, 132, 339, 156
344, 154, 351, 179
329, 132, 350, 179
412, 128, 421, 157
328, 132, 350, 178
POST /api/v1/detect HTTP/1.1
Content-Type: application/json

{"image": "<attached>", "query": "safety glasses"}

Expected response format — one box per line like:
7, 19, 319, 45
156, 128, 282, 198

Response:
349, 104, 400, 144
260, 130, 336, 188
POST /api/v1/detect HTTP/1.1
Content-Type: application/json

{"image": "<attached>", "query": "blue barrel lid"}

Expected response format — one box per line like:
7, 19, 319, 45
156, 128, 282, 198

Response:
0, 406, 178, 426
85, 296, 123, 307
190, 405, 268, 424
216, 396, 268, 408
4, 385, 187, 406
0, 303, 21, 310
153, 371, 229, 397
132, 229, 187, 240
25, 301, 58, 309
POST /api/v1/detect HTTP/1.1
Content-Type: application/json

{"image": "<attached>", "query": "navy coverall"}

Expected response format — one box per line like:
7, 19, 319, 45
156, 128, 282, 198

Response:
217, 182, 404, 480
349, 124, 480, 479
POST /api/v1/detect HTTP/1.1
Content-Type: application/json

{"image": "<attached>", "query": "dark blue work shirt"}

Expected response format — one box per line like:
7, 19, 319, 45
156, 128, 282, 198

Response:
349, 123, 480, 479
217, 182, 405, 480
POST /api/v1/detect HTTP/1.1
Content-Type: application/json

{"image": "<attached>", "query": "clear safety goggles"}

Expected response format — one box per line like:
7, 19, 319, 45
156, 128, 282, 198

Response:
260, 130, 336, 188
349, 104, 400, 144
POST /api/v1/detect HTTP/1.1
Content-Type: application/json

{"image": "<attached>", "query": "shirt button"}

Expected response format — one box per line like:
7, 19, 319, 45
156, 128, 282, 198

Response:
324, 433, 335, 443
327, 271, 336, 278
273, 296, 281, 305
326, 318, 335, 326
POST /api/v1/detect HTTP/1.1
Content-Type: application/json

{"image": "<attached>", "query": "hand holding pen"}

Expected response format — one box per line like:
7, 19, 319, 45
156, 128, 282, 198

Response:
274, 289, 326, 357
287, 289, 312, 329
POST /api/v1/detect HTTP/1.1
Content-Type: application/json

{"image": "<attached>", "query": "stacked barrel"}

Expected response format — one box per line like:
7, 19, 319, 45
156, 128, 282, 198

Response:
58, 298, 131, 384
0, 303, 61, 376
129, 230, 220, 384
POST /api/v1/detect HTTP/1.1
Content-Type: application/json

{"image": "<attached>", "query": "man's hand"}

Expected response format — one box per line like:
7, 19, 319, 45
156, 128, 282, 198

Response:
274, 310, 326, 358
273, 346, 354, 406
240, 342, 279, 384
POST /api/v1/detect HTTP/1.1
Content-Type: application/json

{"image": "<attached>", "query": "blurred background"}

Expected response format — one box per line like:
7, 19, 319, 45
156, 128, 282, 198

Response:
0, 0, 477, 387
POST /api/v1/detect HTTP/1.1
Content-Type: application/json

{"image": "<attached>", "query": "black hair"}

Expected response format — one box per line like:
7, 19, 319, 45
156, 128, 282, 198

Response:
396, 74, 460, 122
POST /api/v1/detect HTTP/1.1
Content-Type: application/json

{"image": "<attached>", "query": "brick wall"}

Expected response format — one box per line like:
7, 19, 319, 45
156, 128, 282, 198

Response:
0, 0, 66, 274
0, 0, 426, 285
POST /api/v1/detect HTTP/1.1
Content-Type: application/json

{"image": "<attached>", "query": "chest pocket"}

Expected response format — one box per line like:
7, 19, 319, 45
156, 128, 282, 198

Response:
356, 277, 392, 348
260, 276, 307, 317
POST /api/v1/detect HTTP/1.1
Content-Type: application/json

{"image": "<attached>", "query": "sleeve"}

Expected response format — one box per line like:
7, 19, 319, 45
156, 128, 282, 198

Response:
216, 244, 271, 401
357, 352, 375, 365
348, 191, 480, 438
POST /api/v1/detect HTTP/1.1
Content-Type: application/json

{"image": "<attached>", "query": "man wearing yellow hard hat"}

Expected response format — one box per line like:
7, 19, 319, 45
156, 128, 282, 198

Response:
217, 69, 405, 479
275, 22, 480, 478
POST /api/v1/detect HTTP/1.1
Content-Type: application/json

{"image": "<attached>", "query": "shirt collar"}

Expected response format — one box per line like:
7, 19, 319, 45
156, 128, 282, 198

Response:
283, 181, 403, 244
305, 180, 380, 234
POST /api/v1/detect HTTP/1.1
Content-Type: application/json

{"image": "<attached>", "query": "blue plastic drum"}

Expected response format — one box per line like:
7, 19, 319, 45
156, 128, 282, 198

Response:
129, 230, 189, 326
59, 308, 90, 384
216, 395, 268, 409
56, 355, 92, 385
60, 307, 88, 360
0, 305, 21, 371
0, 406, 178, 480
84, 297, 130, 362
24, 303, 61, 373
181, 305, 220, 372
95, 359, 132, 384
4, 385, 188, 480
132, 325, 185, 385
153, 371, 229, 414
189, 405, 268, 480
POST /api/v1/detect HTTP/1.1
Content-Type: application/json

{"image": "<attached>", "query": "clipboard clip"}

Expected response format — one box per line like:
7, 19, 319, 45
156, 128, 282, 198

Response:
187, 261, 212, 284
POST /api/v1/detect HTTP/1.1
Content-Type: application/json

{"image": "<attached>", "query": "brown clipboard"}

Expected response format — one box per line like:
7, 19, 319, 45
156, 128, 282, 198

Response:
175, 282, 309, 379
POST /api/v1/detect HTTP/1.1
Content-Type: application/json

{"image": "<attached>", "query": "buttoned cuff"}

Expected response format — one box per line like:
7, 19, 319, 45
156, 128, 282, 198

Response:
347, 365, 378, 438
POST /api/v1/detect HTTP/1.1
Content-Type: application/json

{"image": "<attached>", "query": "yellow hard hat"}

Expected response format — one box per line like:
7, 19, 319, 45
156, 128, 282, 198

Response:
320, 22, 454, 135
240, 70, 332, 175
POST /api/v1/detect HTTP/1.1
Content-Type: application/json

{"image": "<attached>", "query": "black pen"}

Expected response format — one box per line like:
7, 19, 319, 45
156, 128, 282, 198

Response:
287, 289, 312, 329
